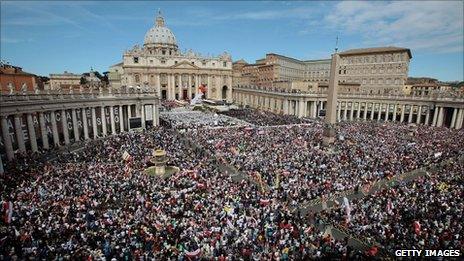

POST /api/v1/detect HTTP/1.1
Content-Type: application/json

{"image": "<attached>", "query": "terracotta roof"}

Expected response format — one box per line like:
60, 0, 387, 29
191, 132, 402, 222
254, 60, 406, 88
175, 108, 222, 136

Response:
338, 46, 412, 59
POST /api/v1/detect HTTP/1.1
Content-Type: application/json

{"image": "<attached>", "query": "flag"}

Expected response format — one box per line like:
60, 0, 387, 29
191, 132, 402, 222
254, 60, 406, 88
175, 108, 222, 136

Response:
122, 151, 131, 161
185, 248, 201, 259
413, 220, 421, 235
386, 199, 394, 215
343, 197, 351, 223
3, 201, 13, 224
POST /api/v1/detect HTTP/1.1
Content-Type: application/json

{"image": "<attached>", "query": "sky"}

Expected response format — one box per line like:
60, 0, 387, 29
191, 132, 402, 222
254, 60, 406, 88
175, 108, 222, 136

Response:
1, 1, 463, 81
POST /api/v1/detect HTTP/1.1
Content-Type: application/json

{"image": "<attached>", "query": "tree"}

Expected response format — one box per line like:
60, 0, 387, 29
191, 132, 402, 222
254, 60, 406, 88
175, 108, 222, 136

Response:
80, 77, 87, 85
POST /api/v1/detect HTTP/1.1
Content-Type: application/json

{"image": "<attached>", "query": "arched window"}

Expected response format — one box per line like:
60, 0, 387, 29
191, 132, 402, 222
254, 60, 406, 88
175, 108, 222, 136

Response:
135, 74, 140, 83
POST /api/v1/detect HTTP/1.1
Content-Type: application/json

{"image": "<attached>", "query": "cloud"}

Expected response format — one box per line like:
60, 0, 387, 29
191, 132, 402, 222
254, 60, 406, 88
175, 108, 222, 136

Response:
322, 1, 463, 54
214, 7, 317, 21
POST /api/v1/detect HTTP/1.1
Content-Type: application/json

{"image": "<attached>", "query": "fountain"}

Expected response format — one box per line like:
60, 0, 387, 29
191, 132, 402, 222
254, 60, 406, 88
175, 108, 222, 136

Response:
144, 149, 179, 178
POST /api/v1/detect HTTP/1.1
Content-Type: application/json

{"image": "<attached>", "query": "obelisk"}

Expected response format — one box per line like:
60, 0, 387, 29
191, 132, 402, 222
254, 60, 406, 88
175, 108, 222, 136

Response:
322, 52, 340, 145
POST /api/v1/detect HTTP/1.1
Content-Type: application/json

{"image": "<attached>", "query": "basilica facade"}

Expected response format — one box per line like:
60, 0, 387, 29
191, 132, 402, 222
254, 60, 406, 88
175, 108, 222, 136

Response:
108, 12, 233, 101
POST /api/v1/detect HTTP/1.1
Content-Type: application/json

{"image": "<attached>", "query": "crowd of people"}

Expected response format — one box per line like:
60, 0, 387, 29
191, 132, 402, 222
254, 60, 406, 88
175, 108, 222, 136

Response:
189, 120, 464, 205
221, 109, 306, 126
1, 107, 462, 259
317, 158, 464, 254
1, 126, 360, 259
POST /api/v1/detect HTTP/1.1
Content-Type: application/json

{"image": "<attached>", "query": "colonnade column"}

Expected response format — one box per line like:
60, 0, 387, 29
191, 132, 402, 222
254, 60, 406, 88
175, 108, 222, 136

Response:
416, 106, 422, 124
392, 104, 398, 122
110, 106, 116, 135
384, 104, 389, 121
14, 114, 26, 152
455, 109, 464, 129
436, 107, 444, 127
1, 116, 14, 160
376, 104, 382, 121
27, 113, 38, 152
91, 107, 98, 139
424, 106, 431, 126
50, 111, 59, 146
337, 102, 341, 121
349, 102, 354, 120
400, 105, 406, 123
356, 102, 361, 119
283, 99, 289, 115
82, 108, 89, 140
408, 105, 414, 123
431, 107, 438, 126
61, 109, 70, 145
370, 103, 375, 120
207, 75, 211, 99
363, 102, 368, 120
298, 99, 305, 118
343, 102, 348, 120
101, 107, 107, 137
119, 105, 124, 131
72, 109, 79, 141
450, 108, 458, 129
312, 101, 317, 118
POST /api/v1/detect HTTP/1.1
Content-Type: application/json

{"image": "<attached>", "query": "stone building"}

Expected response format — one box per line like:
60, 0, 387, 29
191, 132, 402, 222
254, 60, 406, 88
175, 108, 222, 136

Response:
109, 11, 233, 101
49, 71, 81, 90
233, 47, 411, 95
0, 63, 42, 93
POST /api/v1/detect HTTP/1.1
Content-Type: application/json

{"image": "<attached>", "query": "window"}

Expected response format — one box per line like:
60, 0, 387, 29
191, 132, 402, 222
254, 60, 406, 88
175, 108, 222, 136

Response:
150, 60, 153, 64
202, 61, 206, 66
223, 62, 227, 67
191, 62, 195, 65
212, 63, 215, 66
133, 57, 139, 63
161, 60, 166, 64
162, 50, 166, 55
135, 75, 140, 83
175, 61, 178, 64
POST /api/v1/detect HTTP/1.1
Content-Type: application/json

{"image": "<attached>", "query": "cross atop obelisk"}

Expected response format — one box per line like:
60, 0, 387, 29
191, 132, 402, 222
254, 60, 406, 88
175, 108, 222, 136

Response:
322, 36, 341, 145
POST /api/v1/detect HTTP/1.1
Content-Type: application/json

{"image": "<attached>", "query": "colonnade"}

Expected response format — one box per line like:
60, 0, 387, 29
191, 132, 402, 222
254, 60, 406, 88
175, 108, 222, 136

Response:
233, 89, 464, 130
1, 103, 159, 161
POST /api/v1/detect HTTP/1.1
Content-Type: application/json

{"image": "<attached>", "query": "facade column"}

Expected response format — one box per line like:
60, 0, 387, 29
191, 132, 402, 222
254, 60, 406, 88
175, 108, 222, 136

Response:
188, 75, 192, 100
363, 102, 368, 120
416, 105, 422, 124
50, 111, 60, 146
450, 108, 457, 128
61, 109, 70, 145
227, 76, 233, 102
27, 113, 38, 152
141, 104, 146, 129
92, 107, 98, 139
101, 107, 107, 137
179, 74, 183, 100
156, 74, 161, 96
82, 108, 89, 140
39, 112, 49, 149
356, 102, 361, 119
400, 104, 406, 123
72, 109, 79, 141
119, 105, 124, 132
370, 103, 375, 120
207, 75, 211, 99
110, 106, 116, 134
392, 104, 398, 122
14, 114, 26, 152
408, 105, 414, 123
1, 116, 14, 160
424, 106, 431, 126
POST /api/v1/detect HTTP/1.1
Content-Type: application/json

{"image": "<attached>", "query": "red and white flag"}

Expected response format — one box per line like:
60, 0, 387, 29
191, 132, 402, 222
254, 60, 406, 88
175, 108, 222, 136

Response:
3, 201, 13, 224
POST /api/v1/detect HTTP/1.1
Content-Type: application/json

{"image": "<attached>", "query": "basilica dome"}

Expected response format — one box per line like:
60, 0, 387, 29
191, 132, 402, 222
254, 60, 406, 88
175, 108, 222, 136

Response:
144, 11, 178, 49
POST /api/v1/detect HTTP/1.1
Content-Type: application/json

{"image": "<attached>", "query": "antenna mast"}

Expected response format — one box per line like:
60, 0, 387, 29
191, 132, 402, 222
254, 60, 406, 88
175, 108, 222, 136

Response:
335, 35, 339, 53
